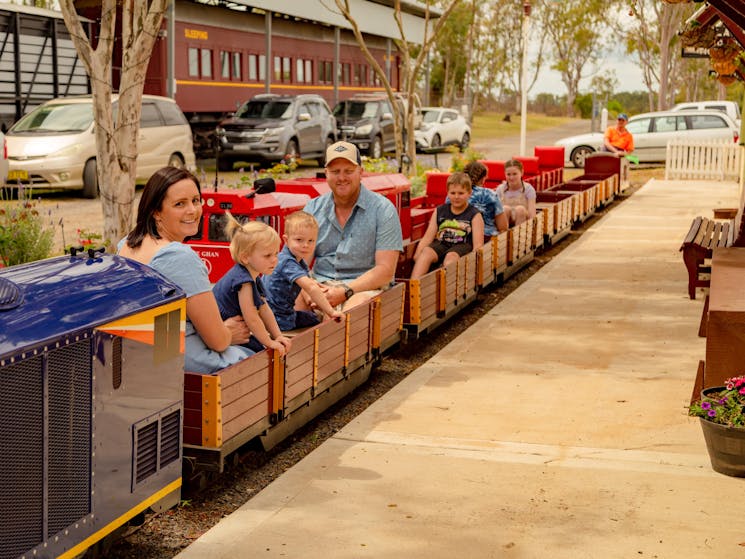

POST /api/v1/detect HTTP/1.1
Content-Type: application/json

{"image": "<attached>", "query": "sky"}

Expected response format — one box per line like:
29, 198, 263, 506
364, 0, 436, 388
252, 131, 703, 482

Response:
531, 50, 647, 97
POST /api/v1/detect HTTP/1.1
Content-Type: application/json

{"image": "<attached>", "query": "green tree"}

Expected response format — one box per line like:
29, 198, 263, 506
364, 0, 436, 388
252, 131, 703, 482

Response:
540, 0, 611, 117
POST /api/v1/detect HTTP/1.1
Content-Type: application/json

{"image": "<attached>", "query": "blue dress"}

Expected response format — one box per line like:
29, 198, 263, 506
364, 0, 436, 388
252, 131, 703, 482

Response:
136, 242, 253, 374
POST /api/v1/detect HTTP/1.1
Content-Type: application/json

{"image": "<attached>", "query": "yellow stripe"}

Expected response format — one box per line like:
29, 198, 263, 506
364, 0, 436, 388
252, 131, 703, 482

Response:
57, 478, 182, 559
98, 300, 186, 331
175, 79, 387, 93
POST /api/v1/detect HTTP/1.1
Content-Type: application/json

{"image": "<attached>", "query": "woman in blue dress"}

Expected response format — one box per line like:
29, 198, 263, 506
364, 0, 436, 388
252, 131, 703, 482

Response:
118, 166, 253, 373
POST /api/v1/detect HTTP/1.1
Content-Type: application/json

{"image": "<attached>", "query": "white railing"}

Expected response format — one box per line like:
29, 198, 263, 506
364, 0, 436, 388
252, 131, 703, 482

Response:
665, 140, 742, 181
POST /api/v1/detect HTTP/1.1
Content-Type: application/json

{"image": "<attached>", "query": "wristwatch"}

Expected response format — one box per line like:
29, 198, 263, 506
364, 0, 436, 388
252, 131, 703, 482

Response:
343, 284, 354, 300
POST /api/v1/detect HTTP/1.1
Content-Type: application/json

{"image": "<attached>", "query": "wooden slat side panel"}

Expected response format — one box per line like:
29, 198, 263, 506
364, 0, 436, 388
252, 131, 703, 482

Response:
379, 283, 404, 342
316, 320, 346, 381
347, 303, 370, 362
218, 351, 270, 389
285, 328, 316, 400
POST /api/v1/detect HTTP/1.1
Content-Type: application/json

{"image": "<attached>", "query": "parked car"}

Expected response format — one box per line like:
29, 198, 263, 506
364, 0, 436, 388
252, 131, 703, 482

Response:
216, 93, 336, 171
4, 95, 195, 198
333, 94, 397, 159
415, 107, 470, 152
555, 110, 740, 168
0, 131, 8, 187
672, 100, 741, 128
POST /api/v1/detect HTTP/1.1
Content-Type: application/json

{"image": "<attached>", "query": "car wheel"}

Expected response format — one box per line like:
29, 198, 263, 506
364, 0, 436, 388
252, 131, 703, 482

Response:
168, 153, 185, 169
460, 132, 470, 149
217, 157, 234, 172
369, 136, 383, 159
82, 159, 98, 199
431, 134, 441, 150
570, 146, 594, 168
286, 139, 299, 160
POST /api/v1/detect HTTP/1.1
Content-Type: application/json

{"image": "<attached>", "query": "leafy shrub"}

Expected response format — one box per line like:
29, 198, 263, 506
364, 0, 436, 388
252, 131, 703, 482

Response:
0, 190, 55, 266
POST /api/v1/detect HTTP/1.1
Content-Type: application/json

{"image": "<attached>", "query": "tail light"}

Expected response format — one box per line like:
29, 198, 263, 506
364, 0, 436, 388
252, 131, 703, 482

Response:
2, 137, 6, 160
735, 131, 740, 144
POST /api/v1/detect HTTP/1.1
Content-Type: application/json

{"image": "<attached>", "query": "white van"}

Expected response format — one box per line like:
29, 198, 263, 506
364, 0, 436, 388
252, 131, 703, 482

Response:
672, 100, 741, 128
5, 95, 195, 198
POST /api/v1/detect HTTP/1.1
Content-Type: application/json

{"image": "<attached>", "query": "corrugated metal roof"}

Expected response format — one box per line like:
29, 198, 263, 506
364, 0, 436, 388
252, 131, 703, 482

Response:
207, 0, 440, 43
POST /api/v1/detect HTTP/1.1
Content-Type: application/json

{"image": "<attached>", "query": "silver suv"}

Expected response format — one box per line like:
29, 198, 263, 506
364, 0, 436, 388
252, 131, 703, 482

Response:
334, 95, 397, 158
216, 94, 336, 171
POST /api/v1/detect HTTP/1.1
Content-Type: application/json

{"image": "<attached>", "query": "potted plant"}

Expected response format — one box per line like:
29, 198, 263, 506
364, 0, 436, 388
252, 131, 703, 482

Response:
690, 375, 745, 477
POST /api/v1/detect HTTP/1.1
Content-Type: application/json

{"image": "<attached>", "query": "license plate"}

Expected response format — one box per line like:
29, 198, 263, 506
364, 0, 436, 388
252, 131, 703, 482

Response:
7, 169, 29, 181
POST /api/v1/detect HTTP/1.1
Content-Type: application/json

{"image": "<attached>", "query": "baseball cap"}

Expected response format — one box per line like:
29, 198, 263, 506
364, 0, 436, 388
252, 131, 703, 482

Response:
617, 113, 628, 121
325, 141, 361, 166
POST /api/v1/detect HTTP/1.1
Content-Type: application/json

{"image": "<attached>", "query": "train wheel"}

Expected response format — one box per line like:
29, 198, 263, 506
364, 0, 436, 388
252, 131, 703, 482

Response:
82, 158, 99, 199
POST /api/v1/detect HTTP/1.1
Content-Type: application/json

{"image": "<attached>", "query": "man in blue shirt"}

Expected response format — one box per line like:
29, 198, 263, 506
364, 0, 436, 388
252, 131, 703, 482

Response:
304, 141, 403, 308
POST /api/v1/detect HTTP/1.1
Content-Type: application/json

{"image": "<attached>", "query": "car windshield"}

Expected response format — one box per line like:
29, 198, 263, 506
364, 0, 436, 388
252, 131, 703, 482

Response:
235, 100, 292, 119
421, 110, 440, 124
11, 102, 93, 133
334, 101, 378, 119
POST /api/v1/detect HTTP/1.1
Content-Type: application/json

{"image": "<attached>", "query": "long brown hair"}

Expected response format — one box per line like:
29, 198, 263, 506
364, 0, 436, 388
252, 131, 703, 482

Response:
125, 166, 201, 248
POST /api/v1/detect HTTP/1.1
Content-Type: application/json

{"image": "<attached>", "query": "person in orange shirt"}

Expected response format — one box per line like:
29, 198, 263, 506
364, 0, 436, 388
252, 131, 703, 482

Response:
604, 113, 634, 156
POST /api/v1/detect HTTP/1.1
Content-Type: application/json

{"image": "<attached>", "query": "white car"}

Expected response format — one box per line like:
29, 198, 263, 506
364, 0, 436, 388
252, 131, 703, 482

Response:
415, 107, 471, 151
0, 131, 8, 186
672, 100, 741, 129
5, 94, 196, 198
555, 110, 740, 168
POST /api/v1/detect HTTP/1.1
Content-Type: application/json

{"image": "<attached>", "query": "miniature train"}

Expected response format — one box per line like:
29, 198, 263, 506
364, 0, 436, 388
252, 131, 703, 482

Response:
0, 149, 627, 559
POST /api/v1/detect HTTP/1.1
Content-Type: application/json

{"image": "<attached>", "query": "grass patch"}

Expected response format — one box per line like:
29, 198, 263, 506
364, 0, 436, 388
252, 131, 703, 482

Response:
471, 112, 583, 140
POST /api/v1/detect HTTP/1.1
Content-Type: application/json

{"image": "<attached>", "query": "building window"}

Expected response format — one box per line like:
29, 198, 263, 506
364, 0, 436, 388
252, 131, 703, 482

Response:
282, 57, 291, 82
248, 54, 257, 81
342, 63, 350, 85
274, 56, 281, 81
233, 52, 241, 79
259, 54, 266, 81
188, 48, 199, 77
305, 59, 312, 83
220, 51, 230, 79
296, 59, 304, 83
201, 49, 212, 78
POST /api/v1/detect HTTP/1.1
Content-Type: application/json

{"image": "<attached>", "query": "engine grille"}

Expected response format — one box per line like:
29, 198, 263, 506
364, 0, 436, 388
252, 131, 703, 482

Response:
133, 408, 182, 489
0, 338, 92, 559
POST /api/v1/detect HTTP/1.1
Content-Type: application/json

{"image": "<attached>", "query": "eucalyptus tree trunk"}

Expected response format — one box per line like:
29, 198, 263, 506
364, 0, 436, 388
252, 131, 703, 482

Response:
58, 0, 169, 248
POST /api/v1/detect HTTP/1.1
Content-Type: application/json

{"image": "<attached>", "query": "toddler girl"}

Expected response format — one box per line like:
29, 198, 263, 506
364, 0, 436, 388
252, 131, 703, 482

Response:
213, 214, 292, 356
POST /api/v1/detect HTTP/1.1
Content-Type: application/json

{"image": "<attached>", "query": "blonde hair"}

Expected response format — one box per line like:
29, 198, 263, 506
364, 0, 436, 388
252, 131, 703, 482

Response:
224, 212, 280, 262
447, 171, 472, 192
284, 210, 319, 236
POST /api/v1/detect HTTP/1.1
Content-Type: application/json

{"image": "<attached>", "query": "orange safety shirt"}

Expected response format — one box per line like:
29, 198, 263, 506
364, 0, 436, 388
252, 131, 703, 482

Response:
604, 126, 634, 152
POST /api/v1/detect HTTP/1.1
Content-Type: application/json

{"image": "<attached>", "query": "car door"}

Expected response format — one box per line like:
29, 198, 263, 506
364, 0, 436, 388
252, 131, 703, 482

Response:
686, 113, 735, 145
440, 110, 460, 144
380, 101, 395, 151
137, 100, 165, 178
624, 117, 653, 161
646, 114, 680, 161
295, 101, 321, 155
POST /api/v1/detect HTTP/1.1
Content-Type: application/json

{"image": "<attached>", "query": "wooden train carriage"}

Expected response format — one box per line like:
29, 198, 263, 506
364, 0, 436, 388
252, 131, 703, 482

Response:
553, 180, 600, 222
536, 191, 577, 245
507, 218, 534, 268
182, 284, 405, 471
532, 211, 545, 251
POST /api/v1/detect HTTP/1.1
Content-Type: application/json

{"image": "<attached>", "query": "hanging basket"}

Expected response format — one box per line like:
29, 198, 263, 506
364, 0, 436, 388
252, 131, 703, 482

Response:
718, 74, 738, 86
680, 23, 718, 48
711, 58, 738, 76
710, 38, 740, 62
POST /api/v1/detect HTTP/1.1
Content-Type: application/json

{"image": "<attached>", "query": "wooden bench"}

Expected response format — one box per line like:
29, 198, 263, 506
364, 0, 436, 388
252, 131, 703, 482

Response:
680, 216, 734, 299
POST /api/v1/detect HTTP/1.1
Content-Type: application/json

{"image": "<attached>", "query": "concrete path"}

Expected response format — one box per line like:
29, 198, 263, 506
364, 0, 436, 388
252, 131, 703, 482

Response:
176, 178, 744, 559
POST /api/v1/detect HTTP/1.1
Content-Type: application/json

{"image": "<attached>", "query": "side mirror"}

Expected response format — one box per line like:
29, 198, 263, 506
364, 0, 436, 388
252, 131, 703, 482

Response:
298, 112, 311, 122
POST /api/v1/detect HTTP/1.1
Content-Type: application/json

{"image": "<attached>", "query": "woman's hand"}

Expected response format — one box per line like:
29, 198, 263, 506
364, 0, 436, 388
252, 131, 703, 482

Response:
224, 315, 250, 345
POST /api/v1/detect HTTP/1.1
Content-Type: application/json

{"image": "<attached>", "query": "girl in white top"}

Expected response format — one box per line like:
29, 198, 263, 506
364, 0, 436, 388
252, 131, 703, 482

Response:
495, 159, 537, 226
